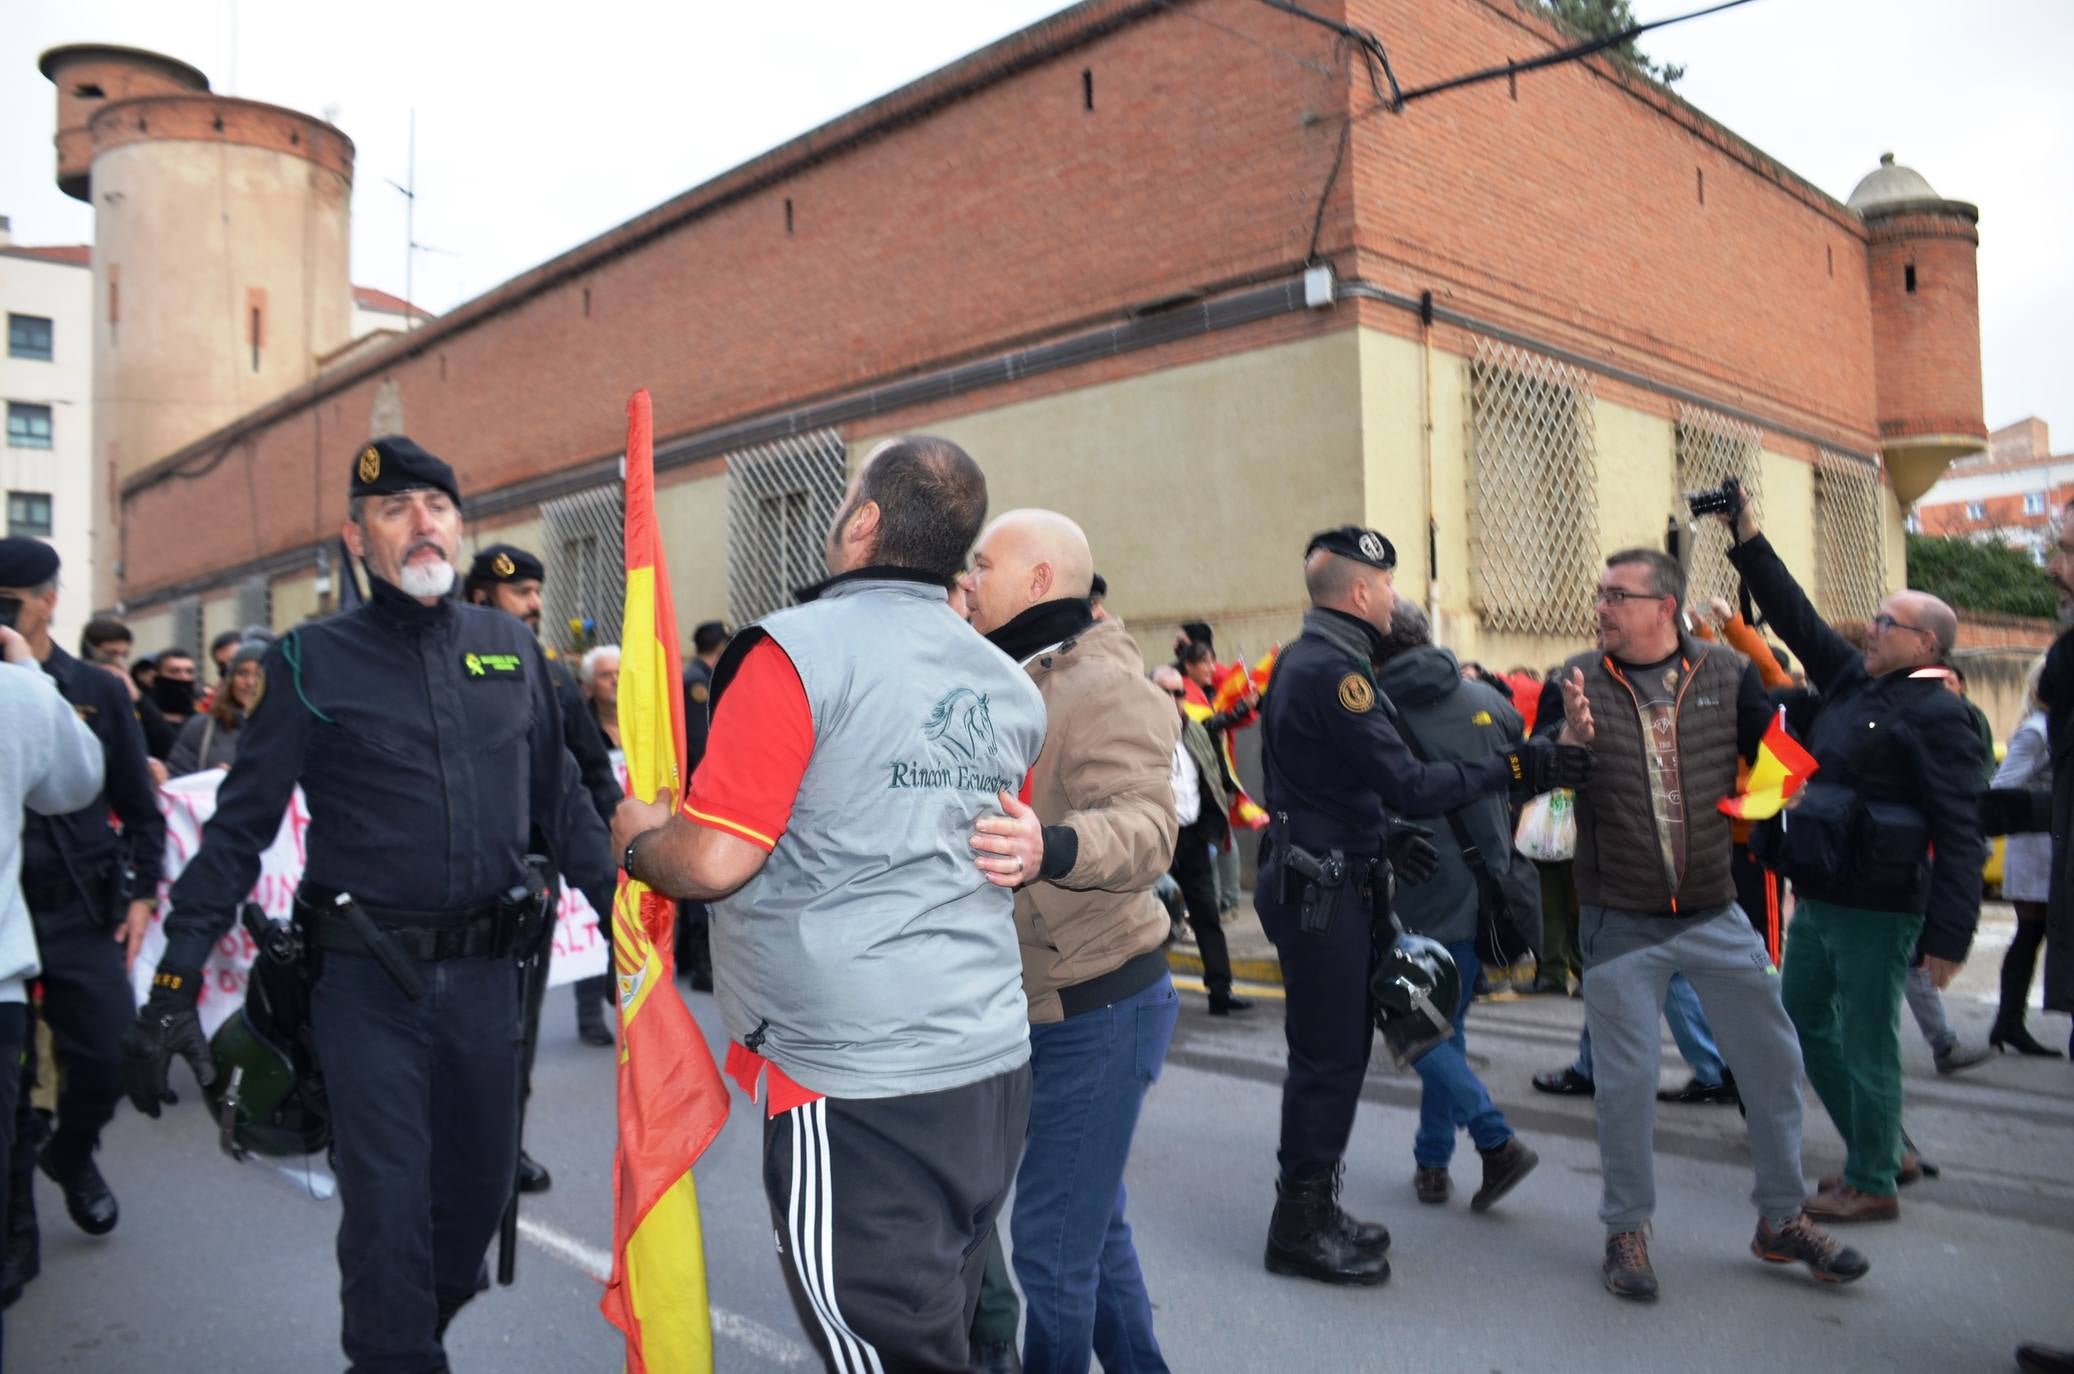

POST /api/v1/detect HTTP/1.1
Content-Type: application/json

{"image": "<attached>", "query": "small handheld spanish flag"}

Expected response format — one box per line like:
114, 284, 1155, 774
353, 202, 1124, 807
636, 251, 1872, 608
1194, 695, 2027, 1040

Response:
1717, 708, 1818, 822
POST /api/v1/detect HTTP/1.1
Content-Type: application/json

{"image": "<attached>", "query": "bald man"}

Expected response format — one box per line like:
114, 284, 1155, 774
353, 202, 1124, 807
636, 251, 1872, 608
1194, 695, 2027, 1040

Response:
966, 509, 1182, 1373
1721, 496, 1986, 1224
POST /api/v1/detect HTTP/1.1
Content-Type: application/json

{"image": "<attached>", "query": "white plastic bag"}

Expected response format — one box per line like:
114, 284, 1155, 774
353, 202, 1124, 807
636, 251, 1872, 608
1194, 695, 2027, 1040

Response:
1514, 788, 1577, 862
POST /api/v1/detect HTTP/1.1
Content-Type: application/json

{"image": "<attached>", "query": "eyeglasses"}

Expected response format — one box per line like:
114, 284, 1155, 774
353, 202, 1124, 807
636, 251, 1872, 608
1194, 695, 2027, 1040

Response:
1167, 688, 1187, 700
1870, 612, 1932, 639
1595, 588, 1669, 607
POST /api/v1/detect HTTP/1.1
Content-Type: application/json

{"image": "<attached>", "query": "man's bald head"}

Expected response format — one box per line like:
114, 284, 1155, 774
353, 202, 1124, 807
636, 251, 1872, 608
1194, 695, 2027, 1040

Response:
1304, 549, 1397, 636
962, 508, 1096, 635
1865, 588, 1957, 676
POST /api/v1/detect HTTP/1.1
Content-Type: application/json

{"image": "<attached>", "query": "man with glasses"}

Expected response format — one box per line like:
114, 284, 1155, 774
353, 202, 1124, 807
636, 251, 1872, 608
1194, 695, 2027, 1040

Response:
1716, 497, 1984, 1225
1552, 545, 1866, 1300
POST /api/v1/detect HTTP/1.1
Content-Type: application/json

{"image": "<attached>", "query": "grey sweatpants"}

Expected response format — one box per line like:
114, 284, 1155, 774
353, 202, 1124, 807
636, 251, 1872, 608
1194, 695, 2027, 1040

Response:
1580, 903, 1807, 1233
1902, 962, 1956, 1055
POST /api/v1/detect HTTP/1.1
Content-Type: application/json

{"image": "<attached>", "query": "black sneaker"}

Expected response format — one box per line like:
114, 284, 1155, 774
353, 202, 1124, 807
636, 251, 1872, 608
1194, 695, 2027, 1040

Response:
1752, 1213, 1870, 1284
1532, 1066, 1594, 1097
1603, 1230, 1659, 1301
1657, 1074, 1738, 1106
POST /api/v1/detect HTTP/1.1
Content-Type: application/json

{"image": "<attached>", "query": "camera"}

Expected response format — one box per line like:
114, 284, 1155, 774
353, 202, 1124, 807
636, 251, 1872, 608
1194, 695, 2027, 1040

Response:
1685, 476, 1745, 519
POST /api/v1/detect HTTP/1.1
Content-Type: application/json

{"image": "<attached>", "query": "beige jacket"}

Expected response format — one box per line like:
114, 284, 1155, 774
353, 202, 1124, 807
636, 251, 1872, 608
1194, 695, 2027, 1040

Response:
1014, 616, 1180, 1023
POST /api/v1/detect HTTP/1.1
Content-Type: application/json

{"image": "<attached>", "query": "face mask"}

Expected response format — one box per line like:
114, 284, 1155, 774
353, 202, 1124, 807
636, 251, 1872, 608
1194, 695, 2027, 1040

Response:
153, 676, 198, 714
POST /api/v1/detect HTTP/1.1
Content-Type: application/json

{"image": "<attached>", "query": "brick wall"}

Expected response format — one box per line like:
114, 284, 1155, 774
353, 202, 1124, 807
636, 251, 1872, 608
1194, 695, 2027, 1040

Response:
1865, 210, 1985, 442
119, 0, 1899, 606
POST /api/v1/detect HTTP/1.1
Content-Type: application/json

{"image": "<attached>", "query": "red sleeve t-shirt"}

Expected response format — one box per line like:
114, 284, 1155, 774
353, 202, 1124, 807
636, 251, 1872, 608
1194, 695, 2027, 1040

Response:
679, 636, 815, 852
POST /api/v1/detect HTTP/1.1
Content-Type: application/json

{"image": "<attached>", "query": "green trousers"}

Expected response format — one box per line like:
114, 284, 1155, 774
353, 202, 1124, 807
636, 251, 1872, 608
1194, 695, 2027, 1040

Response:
1780, 898, 1924, 1196
1536, 861, 1580, 983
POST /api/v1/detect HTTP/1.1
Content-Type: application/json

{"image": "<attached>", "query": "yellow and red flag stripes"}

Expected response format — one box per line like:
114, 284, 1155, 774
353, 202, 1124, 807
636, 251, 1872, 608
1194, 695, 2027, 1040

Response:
1717, 708, 1819, 823
600, 389, 731, 1374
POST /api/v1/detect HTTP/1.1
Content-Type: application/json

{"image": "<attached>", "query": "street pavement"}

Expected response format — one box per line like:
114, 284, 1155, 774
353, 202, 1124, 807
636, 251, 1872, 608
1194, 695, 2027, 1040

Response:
9, 905, 2072, 1372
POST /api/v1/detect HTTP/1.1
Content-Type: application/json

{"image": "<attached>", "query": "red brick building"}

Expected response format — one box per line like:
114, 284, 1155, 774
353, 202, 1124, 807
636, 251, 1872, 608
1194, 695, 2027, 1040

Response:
44, 0, 1987, 668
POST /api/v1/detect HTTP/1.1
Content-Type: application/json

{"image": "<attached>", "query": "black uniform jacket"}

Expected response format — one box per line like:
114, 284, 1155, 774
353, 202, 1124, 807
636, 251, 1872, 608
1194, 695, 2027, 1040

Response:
1261, 608, 1510, 858
546, 655, 622, 825
160, 578, 612, 972
22, 644, 165, 908
1727, 533, 1985, 961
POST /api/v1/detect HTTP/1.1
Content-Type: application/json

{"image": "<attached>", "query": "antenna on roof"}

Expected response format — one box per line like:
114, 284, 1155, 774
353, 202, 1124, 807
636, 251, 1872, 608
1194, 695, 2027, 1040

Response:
381, 110, 454, 330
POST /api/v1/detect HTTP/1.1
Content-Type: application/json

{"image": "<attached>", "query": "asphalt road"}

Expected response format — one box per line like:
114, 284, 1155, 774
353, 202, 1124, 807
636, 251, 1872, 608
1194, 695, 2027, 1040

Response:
10, 909, 2072, 1373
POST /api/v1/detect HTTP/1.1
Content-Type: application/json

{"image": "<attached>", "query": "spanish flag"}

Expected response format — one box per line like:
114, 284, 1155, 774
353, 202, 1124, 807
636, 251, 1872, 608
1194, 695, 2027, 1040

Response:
600, 389, 731, 1373
1717, 708, 1818, 822
1183, 648, 1277, 832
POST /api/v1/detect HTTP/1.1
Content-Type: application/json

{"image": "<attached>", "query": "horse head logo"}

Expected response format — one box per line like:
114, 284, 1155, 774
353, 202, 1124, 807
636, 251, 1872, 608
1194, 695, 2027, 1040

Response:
924, 687, 997, 762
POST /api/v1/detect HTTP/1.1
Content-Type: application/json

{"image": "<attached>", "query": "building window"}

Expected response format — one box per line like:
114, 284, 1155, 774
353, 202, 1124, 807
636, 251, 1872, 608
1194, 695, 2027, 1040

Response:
6, 491, 53, 538
2025, 492, 2046, 517
725, 429, 849, 627
1467, 337, 1602, 636
6, 403, 54, 449
1813, 452, 1887, 622
1964, 501, 1985, 521
1675, 406, 1765, 610
7, 314, 53, 361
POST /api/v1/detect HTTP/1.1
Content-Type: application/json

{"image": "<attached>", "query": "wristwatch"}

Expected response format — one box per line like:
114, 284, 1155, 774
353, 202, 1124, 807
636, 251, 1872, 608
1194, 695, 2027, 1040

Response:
621, 835, 643, 884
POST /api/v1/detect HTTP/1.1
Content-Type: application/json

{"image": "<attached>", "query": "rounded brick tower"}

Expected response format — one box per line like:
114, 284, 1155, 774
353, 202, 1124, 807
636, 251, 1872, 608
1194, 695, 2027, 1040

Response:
39, 44, 356, 606
1848, 152, 1986, 505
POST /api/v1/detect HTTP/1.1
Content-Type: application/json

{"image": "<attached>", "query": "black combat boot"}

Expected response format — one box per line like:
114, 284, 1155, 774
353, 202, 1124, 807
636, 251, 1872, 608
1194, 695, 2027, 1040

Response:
573, 977, 615, 1047
1264, 1169, 1390, 1286
0, 1182, 37, 1309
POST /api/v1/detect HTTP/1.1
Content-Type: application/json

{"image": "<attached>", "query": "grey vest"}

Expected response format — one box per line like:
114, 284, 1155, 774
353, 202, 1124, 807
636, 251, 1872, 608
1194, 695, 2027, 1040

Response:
711, 577, 1047, 1099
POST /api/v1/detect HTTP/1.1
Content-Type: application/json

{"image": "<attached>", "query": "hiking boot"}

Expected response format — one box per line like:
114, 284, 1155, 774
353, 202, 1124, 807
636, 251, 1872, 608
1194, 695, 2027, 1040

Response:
1603, 1230, 1658, 1301
1264, 1171, 1390, 1286
1802, 1184, 1897, 1223
1532, 1066, 1594, 1097
1753, 1213, 1869, 1284
1414, 1167, 1450, 1205
1471, 1137, 1538, 1213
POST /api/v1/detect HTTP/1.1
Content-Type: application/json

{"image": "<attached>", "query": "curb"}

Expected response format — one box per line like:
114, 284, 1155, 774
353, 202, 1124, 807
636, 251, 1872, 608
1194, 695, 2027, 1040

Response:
1165, 947, 1283, 987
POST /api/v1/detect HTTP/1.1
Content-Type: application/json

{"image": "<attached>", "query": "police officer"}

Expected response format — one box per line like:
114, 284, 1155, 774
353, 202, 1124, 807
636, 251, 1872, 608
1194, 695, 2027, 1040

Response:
676, 619, 729, 991
0, 538, 164, 1298
119, 437, 615, 1372
1255, 526, 1591, 1286
464, 543, 621, 1051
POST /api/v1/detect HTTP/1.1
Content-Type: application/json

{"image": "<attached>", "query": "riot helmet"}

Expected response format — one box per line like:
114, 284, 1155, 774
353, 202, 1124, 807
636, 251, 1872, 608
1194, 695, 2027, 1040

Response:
1370, 933, 1459, 1067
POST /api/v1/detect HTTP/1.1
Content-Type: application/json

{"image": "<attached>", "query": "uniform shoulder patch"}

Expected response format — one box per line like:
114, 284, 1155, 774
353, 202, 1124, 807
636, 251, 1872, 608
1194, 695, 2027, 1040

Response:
1337, 673, 1374, 714
1471, 709, 1493, 726
690, 682, 709, 704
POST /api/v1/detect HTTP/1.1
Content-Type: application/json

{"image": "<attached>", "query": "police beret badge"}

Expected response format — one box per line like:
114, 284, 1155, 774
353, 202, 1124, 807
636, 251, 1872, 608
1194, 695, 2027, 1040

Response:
1338, 673, 1374, 713
493, 552, 516, 578
358, 446, 381, 483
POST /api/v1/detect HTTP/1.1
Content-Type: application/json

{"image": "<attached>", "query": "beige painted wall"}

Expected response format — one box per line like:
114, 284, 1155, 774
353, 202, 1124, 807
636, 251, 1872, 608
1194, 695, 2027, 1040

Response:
656, 469, 731, 640
124, 607, 173, 656
856, 330, 1368, 668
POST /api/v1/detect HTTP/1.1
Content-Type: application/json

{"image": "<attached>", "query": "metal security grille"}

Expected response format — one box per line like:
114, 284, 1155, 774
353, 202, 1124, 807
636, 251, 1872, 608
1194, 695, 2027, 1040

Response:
166, 595, 202, 657
1467, 337, 1601, 636
540, 482, 626, 656
1675, 406, 1764, 609
1814, 449, 1887, 622
725, 430, 847, 627
234, 575, 272, 633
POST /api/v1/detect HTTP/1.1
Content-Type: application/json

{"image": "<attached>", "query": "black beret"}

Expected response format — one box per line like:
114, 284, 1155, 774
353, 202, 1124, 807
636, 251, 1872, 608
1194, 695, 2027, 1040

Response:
350, 435, 460, 505
1305, 525, 1396, 571
469, 544, 545, 585
0, 537, 60, 588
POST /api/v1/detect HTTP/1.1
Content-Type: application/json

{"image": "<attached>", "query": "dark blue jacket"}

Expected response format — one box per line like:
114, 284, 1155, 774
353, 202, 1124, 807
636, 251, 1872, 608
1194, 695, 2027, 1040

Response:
161, 578, 612, 971
21, 644, 165, 913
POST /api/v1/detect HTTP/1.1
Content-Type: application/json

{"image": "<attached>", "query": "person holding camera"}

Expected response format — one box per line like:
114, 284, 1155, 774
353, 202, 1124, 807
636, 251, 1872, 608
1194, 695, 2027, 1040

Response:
1717, 490, 1985, 1224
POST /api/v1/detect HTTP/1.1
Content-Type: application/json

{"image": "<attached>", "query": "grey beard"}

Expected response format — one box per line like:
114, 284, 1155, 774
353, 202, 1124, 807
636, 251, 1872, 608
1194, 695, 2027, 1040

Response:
399, 560, 456, 598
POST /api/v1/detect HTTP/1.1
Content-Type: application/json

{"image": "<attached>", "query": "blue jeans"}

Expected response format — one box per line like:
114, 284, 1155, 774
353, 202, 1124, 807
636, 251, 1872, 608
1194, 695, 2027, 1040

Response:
1012, 973, 1178, 1374
1576, 971, 1724, 1086
1412, 940, 1513, 1167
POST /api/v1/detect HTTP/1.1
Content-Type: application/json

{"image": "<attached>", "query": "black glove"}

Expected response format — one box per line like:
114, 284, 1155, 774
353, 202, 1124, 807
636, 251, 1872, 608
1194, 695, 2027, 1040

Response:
1386, 822, 1442, 886
120, 967, 215, 1119
1980, 787, 2050, 838
1505, 740, 1594, 797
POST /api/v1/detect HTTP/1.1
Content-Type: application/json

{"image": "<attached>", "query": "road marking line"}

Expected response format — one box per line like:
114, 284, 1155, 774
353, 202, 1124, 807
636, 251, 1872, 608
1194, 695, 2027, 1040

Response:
1168, 974, 1286, 1001
516, 1215, 811, 1366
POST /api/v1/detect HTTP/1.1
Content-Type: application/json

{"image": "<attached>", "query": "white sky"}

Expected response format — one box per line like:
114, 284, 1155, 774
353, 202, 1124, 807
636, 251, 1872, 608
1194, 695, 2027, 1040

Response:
5, 0, 2068, 440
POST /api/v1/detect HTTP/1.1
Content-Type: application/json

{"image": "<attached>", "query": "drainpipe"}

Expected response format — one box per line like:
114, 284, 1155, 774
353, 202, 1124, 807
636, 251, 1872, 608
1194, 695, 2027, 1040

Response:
1420, 290, 1439, 627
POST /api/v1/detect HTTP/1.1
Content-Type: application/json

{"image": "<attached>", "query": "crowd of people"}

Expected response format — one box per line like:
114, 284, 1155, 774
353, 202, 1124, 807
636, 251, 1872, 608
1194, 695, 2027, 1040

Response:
0, 426, 2070, 1374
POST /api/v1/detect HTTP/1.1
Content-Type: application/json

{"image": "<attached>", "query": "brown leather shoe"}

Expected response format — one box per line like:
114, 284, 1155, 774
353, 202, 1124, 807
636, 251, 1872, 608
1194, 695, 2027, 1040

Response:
1816, 1152, 1919, 1193
1802, 1184, 1898, 1223
1414, 1167, 1450, 1205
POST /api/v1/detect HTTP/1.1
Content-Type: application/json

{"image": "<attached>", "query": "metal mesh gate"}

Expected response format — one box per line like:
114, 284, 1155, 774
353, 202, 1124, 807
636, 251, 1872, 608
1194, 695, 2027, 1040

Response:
1467, 337, 1602, 636
725, 430, 848, 627
1814, 449, 1888, 622
540, 482, 626, 656
1675, 406, 1764, 609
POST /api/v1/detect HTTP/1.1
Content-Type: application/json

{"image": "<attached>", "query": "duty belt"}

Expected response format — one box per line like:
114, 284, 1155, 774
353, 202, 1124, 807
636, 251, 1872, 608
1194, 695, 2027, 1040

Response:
294, 890, 504, 962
